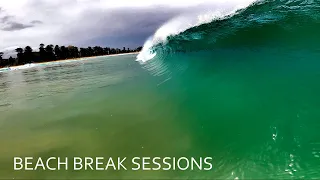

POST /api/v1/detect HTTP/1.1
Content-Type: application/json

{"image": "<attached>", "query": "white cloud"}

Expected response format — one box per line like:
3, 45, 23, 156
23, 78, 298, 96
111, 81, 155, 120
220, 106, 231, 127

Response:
0, 0, 255, 58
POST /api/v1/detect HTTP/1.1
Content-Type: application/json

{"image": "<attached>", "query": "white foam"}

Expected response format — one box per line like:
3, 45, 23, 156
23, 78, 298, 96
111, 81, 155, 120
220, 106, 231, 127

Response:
4, 63, 38, 71
136, 37, 157, 63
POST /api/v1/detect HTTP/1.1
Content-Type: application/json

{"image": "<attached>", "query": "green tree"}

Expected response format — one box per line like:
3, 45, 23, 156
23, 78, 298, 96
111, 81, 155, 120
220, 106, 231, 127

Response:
0, 52, 4, 67
73, 47, 79, 58
110, 48, 116, 54
87, 47, 93, 56
80, 48, 87, 57
60, 46, 68, 59
5, 43, 141, 66
54, 45, 61, 60
68, 46, 79, 58
93, 46, 103, 56
39, 43, 46, 62
45, 45, 54, 60
104, 47, 110, 55
24, 46, 33, 63
8, 56, 14, 66
15, 48, 24, 65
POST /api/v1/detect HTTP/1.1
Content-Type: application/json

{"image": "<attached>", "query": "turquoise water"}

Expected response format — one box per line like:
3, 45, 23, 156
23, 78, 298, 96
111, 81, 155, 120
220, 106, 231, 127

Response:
1, 0, 320, 179
0, 51, 319, 179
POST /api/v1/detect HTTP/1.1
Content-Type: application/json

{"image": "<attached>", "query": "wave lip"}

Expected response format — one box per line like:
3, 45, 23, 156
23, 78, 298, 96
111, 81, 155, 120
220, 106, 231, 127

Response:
136, 0, 257, 62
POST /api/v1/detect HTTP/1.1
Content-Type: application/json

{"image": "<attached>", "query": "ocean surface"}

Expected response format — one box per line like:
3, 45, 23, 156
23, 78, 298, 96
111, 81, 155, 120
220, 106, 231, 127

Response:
1, 0, 320, 179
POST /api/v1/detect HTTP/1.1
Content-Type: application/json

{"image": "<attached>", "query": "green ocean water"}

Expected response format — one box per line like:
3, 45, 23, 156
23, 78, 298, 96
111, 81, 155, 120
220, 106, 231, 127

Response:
1, 0, 320, 179
0, 51, 320, 179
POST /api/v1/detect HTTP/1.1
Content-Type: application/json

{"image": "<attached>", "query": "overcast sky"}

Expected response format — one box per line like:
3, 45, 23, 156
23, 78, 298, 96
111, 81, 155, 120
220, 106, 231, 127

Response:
0, 0, 254, 57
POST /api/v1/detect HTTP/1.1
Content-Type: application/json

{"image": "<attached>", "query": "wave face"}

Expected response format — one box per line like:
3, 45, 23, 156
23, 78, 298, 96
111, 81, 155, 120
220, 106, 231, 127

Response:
137, 0, 320, 178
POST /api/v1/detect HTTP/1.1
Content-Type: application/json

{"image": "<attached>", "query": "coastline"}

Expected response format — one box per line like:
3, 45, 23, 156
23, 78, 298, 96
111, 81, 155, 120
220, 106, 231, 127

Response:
0, 52, 139, 71
36, 52, 139, 65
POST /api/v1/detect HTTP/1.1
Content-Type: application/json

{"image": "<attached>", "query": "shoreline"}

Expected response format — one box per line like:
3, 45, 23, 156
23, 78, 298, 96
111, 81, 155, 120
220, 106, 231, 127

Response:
0, 52, 139, 71
36, 52, 139, 65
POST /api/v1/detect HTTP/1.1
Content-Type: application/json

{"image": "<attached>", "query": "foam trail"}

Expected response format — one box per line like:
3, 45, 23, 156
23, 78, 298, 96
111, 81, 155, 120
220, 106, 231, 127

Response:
0, 63, 38, 72
136, 0, 256, 62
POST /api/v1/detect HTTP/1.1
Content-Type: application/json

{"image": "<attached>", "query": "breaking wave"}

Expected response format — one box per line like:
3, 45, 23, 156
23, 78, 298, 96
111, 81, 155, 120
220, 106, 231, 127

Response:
137, 0, 320, 63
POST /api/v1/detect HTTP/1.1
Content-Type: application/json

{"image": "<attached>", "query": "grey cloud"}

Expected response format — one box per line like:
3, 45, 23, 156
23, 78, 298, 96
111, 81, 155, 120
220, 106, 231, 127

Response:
62, 4, 224, 48
2, 22, 34, 31
1, 49, 17, 59
0, 11, 33, 31
1, 0, 239, 51
61, 6, 184, 48
1, 15, 13, 23
30, 20, 43, 24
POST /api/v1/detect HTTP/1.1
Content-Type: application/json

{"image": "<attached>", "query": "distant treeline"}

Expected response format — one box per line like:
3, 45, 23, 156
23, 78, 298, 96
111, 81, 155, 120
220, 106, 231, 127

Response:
0, 44, 143, 68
